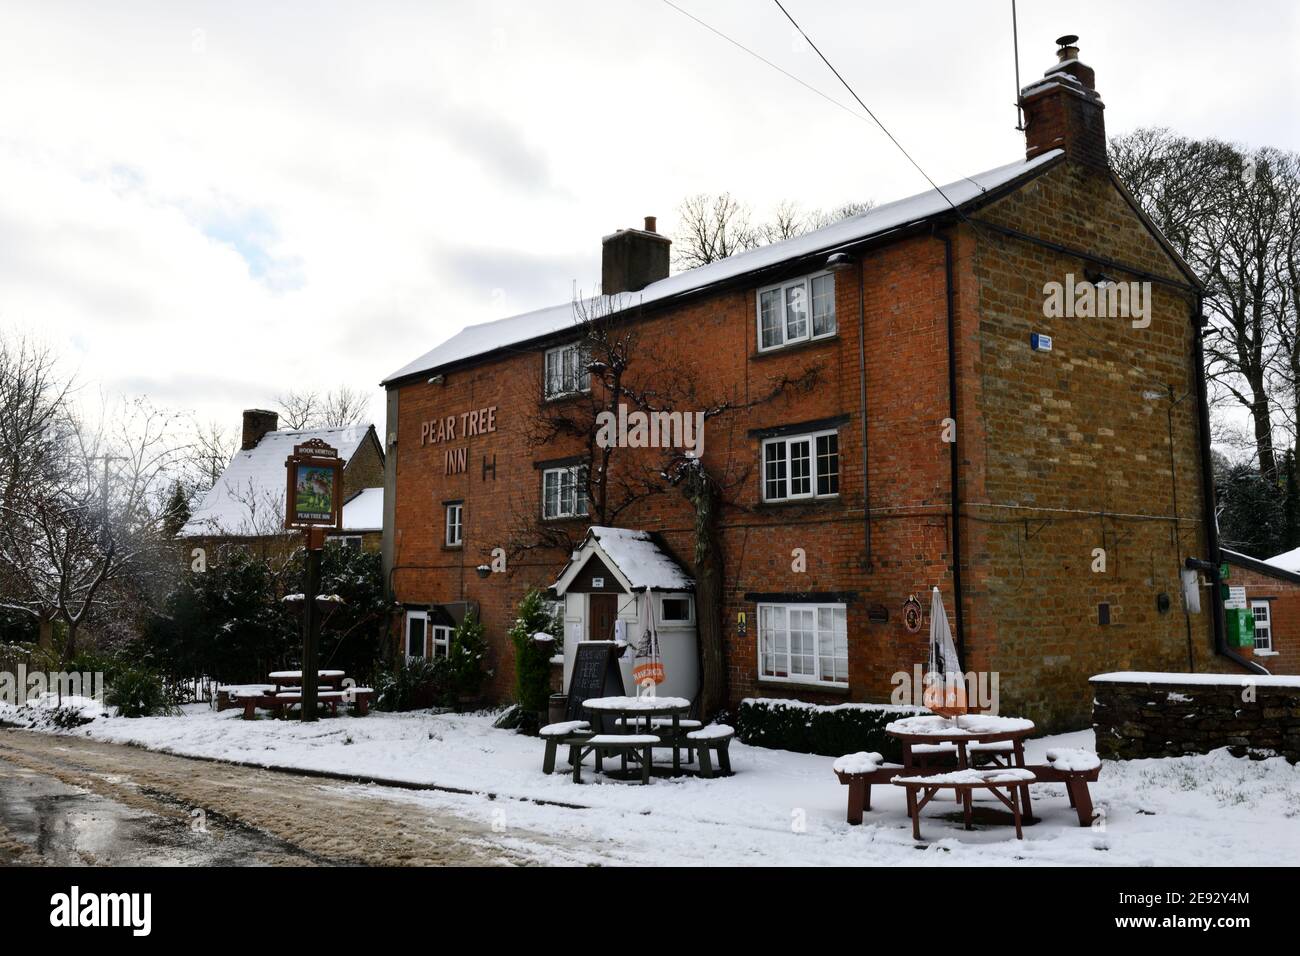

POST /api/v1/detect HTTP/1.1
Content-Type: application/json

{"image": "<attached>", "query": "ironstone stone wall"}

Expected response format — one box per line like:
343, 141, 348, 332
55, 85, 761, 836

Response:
1091, 673, 1300, 763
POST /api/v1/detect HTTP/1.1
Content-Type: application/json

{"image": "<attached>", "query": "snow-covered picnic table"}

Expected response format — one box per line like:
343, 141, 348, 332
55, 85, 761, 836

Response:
577, 695, 697, 780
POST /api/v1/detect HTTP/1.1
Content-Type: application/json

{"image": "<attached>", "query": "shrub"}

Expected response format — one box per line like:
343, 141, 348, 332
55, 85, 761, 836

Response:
734, 697, 927, 762
509, 589, 560, 719
373, 657, 448, 712
447, 612, 490, 702
107, 667, 178, 718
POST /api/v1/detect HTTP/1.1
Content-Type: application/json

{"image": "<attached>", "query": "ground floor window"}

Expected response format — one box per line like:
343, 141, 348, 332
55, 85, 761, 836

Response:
405, 610, 427, 660
431, 624, 452, 658
1251, 600, 1273, 651
758, 602, 848, 685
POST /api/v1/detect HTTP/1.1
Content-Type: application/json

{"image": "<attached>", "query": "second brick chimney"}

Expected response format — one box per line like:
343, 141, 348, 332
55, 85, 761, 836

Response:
1021, 35, 1107, 171
241, 408, 279, 450
601, 217, 671, 294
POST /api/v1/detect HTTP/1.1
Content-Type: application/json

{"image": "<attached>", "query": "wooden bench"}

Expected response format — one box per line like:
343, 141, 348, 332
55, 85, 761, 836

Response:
833, 752, 887, 824
239, 688, 372, 719
1023, 748, 1102, 827
539, 720, 592, 774
893, 768, 1037, 840
685, 724, 734, 778
575, 734, 660, 785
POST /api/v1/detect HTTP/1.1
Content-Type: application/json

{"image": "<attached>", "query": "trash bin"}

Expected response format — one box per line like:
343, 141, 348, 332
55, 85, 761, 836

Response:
548, 694, 567, 727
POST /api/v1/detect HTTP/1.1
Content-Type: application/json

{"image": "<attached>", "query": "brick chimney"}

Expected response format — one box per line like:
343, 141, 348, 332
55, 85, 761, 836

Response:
601, 217, 671, 294
241, 408, 278, 450
1021, 35, 1107, 171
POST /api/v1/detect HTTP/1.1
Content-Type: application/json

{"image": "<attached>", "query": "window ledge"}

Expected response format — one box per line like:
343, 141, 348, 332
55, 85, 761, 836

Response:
757, 678, 850, 696
752, 334, 839, 360
755, 496, 843, 511
1253, 649, 1279, 657
441, 543, 463, 552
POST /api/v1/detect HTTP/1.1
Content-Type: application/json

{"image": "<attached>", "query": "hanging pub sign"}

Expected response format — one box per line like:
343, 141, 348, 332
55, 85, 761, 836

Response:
902, 594, 924, 633
284, 439, 343, 529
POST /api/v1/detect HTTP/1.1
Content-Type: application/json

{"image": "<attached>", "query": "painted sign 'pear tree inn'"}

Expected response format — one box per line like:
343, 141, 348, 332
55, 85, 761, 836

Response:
381, 39, 1258, 731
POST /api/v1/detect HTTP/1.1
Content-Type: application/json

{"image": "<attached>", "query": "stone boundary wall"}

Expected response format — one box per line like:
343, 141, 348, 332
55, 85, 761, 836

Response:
1091, 671, 1300, 763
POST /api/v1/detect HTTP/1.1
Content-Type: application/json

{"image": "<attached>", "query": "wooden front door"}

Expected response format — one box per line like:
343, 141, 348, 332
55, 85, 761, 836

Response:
588, 593, 619, 642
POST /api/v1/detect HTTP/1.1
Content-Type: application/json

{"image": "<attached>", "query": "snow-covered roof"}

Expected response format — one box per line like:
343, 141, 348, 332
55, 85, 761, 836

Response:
179, 425, 375, 537
1264, 545, 1300, 574
384, 151, 1064, 384
337, 486, 383, 533
553, 526, 693, 594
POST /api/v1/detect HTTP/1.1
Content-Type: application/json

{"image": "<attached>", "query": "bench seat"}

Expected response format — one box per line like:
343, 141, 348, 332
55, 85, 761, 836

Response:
893, 768, 1037, 840
685, 724, 734, 778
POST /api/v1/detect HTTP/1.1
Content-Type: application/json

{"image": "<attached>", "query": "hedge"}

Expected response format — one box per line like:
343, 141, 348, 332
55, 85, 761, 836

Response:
734, 697, 928, 762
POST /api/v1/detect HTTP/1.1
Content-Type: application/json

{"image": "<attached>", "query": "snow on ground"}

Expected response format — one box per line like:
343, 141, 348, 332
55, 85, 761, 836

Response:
8, 703, 1299, 866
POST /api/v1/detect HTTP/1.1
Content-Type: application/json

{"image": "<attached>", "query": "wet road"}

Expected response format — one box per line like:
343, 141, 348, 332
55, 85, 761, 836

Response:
0, 729, 578, 866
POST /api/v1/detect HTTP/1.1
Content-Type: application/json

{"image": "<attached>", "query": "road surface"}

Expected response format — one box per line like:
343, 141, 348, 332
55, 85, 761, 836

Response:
0, 729, 584, 866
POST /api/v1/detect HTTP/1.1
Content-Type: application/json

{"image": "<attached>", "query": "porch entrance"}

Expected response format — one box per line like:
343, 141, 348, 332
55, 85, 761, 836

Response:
588, 593, 619, 642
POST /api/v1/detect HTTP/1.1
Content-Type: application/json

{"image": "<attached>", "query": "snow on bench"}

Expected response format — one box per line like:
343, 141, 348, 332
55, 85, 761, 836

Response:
686, 723, 734, 741
1046, 748, 1101, 772
885, 714, 1034, 736
539, 720, 590, 737
892, 768, 1036, 786
833, 751, 883, 774
588, 734, 660, 745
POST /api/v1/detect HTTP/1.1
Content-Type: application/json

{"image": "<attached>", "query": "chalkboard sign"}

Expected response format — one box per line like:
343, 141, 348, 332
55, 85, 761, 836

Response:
566, 641, 624, 724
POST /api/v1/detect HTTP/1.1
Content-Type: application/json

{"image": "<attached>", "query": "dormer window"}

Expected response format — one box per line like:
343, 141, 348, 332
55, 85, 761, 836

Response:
544, 342, 591, 398
757, 272, 836, 351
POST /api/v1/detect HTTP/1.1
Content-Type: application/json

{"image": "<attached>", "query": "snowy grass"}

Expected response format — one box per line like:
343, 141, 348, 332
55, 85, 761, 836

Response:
11, 703, 1300, 866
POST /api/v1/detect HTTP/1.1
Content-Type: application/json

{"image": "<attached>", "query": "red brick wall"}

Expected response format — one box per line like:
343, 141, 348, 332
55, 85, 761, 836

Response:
1222, 563, 1300, 675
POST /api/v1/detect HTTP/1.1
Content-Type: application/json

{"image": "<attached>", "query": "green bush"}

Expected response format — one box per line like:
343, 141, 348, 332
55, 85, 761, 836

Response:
509, 589, 560, 719
373, 657, 449, 712
734, 697, 927, 762
107, 667, 178, 718
447, 612, 490, 702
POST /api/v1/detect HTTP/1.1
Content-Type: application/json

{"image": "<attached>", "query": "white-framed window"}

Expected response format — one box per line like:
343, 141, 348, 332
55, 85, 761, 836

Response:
445, 502, 463, 547
757, 272, 836, 351
542, 464, 588, 519
431, 624, 453, 659
758, 602, 848, 685
405, 610, 428, 661
762, 430, 839, 501
1251, 600, 1273, 652
660, 594, 694, 624
544, 342, 591, 398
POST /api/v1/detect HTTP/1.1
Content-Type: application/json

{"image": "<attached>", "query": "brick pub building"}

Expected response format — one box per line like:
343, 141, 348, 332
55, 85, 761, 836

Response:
381, 39, 1259, 730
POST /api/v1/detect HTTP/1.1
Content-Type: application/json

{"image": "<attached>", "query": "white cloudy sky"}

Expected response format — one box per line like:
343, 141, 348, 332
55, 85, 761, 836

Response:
2, 0, 1297, 434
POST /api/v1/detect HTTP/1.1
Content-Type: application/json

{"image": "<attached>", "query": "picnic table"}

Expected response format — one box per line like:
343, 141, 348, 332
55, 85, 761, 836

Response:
218, 671, 372, 719
832, 713, 1103, 838
580, 695, 693, 779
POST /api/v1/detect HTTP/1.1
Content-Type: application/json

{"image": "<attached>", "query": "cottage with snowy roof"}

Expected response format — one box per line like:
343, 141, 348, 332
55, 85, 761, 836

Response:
180, 409, 385, 552
379, 39, 1255, 729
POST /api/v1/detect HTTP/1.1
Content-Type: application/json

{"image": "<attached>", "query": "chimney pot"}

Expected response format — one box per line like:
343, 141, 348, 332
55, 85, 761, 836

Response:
644, 216, 657, 233
241, 408, 279, 450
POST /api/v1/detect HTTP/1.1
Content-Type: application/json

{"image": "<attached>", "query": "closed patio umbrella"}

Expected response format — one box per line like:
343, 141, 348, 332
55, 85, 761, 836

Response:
631, 589, 665, 694
925, 586, 966, 717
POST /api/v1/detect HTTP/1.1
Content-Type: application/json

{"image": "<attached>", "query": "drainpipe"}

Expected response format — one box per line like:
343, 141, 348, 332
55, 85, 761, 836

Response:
1189, 295, 1266, 675
937, 228, 966, 660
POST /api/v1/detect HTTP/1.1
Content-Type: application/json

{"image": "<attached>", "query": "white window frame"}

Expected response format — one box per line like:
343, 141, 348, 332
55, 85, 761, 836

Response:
334, 535, 362, 550
445, 502, 463, 547
431, 624, 453, 659
761, 429, 840, 502
542, 464, 588, 520
659, 593, 694, 625
544, 342, 591, 399
405, 610, 428, 662
757, 602, 849, 687
756, 271, 836, 352
1251, 600, 1273, 652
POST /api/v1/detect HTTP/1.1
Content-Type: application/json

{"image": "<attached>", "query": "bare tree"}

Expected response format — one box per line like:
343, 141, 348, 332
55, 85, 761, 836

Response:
508, 293, 823, 716
275, 386, 371, 430
672, 193, 759, 269
1112, 129, 1298, 478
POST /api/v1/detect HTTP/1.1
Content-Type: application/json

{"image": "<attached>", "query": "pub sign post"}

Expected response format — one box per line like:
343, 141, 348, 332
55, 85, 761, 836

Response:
285, 439, 343, 722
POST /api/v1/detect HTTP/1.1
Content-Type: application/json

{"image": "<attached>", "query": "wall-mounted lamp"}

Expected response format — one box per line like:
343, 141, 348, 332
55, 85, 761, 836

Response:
475, 564, 491, 579
825, 252, 854, 272
428, 374, 445, 385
